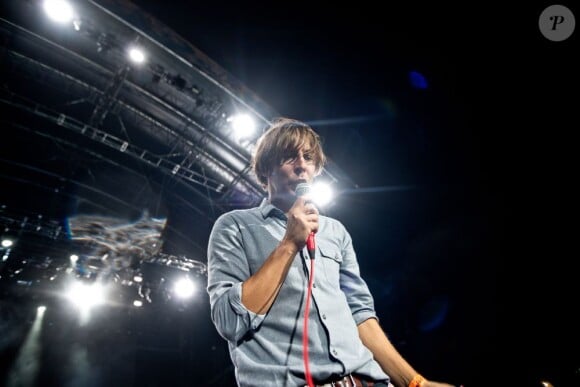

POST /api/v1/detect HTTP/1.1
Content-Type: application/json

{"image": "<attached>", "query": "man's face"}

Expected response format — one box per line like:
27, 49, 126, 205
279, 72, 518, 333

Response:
267, 147, 317, 200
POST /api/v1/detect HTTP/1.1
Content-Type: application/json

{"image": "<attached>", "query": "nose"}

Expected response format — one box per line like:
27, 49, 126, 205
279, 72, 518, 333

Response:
293, 155, 307, 175
293, 165, 304, 177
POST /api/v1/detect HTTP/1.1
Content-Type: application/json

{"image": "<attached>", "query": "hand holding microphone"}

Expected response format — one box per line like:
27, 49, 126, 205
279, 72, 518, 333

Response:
291, 183, 317, 259
283, 183, 318, 257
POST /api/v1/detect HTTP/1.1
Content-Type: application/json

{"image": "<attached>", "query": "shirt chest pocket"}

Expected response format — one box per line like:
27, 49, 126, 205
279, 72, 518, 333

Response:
317, 242, 343, 287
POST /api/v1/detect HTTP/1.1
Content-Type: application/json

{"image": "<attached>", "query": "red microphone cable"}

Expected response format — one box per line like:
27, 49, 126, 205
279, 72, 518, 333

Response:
295, 184, 316, 386
303, 231, 316, 387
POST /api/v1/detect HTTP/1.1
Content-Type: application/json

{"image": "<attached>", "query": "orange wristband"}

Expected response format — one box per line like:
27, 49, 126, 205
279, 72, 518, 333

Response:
409, 374, 426, 387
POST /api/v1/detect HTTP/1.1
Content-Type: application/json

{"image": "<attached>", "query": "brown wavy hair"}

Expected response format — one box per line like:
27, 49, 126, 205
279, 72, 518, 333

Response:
252, 117, 326, 187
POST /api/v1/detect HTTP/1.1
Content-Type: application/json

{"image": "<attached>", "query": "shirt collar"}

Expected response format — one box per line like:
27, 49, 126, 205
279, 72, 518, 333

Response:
259, 198, 287, 220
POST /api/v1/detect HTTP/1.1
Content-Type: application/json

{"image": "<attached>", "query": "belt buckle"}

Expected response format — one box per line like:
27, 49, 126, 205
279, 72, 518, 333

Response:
333, 374, 355, 387
348, 374, 356, 387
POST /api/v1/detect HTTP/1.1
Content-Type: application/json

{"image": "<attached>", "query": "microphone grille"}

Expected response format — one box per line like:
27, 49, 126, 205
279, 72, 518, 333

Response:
295, 183, 311, 197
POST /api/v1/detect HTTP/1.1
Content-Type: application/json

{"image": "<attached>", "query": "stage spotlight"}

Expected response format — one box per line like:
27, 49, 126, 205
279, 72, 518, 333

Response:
228, 114, 256, 140
66, 281, 106, 310
311, 182, 334, 207
1, 239, 13, 248
128, 47, 146, 64
173, 277, 195, 299
43, 0, 74, 24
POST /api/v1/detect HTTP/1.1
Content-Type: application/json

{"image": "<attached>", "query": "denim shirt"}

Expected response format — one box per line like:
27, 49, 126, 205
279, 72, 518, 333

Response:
207, 200, 390, 387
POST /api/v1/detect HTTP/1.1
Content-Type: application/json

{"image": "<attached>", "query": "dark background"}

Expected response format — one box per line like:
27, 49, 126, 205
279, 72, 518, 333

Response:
128, 1, 578, 384
137, 2, 577, 386
2, 1, 578, 386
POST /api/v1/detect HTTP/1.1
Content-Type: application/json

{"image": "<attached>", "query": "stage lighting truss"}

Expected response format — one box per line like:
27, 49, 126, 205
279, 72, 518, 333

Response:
67, 251, 207, 308
132, 254, 207, 309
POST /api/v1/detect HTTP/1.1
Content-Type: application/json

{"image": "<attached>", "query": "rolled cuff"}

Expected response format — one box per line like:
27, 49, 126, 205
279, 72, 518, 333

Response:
229, 282, 266, 331
352, 310, 378, 326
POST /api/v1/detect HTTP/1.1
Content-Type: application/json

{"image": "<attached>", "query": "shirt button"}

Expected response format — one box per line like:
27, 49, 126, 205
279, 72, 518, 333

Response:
332, 349, 338, 355
313, 283, 317, 288
322, 314, 326, 320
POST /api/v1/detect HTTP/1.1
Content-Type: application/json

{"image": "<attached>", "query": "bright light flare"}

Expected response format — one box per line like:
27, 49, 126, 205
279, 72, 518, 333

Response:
173, 278, 195, 299
43, 0, 74, 23
1, 239, 13, 248
67, 282, 106, 310
128, 47, 146, 64
311, 182, 334, 207
228, 114, 256, 140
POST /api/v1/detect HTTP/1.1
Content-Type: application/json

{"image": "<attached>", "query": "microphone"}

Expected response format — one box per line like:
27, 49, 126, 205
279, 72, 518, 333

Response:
295, 183, 316, 260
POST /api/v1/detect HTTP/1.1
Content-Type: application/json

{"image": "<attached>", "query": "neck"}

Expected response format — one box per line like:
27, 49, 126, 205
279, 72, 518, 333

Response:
269, 193, 294, 214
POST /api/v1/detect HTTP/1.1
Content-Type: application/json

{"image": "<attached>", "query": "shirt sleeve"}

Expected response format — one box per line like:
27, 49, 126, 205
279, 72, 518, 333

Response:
206, 213, 266, 342
337, 222, 378, 325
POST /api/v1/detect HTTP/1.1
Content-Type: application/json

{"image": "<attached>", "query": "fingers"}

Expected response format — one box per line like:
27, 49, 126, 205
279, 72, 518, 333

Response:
304, 203, 319, 234
288, 196, 319, 237
304, 201, 318, 215
295, 195, 318, 214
